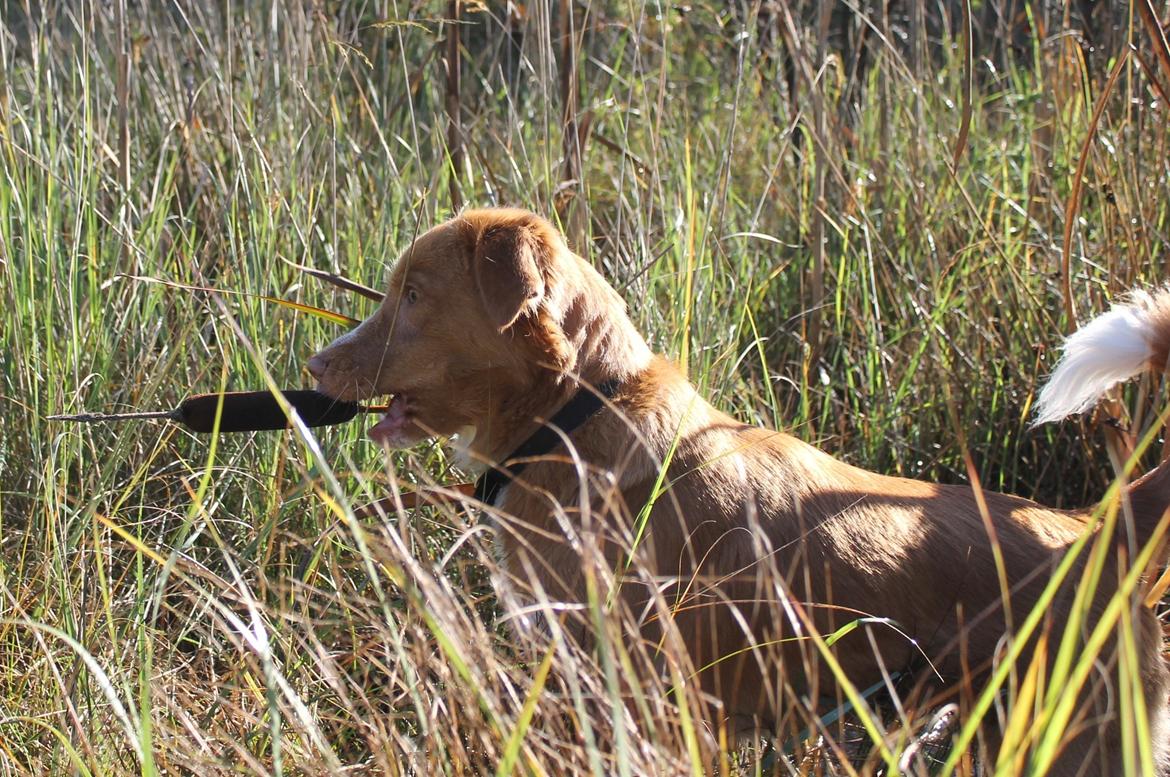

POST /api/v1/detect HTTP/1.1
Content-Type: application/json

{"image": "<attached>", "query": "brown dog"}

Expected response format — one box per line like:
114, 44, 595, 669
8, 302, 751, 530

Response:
308, 208, 1169, 773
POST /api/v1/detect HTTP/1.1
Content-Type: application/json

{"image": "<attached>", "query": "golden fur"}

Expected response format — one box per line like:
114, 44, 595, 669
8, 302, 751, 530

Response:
308, 208, 1170, 773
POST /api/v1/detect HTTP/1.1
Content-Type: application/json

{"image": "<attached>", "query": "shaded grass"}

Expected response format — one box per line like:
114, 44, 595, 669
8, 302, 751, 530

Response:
1, 0, 1169, 773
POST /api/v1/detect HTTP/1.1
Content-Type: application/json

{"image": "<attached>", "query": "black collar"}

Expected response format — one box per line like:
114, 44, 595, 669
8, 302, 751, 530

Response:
474, 379, 620, 507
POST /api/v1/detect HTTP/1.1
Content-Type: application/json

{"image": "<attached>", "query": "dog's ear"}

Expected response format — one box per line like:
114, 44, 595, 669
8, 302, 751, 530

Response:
472, 224, 546, 331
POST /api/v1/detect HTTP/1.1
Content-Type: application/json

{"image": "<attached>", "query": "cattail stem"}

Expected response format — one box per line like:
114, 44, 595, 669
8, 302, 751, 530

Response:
46, 410, 179, 423
46, 391, 383, 433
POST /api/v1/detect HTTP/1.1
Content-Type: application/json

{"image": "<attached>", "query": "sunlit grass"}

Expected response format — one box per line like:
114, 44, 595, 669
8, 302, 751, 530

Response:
1, 1, 1168, 774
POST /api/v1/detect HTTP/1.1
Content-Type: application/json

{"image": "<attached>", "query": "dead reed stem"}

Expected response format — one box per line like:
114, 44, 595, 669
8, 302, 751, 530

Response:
446, 0, 463, 212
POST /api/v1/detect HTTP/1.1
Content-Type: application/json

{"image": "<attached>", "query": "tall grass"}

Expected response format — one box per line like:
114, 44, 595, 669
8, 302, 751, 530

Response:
1, 1, 1168, 773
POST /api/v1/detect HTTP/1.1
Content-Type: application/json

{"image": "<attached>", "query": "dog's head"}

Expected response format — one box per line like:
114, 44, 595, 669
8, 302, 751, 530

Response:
308, 208, 591, 449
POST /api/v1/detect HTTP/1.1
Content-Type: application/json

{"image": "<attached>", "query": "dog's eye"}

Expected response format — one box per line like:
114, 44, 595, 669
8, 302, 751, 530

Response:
405, 287, 419, 304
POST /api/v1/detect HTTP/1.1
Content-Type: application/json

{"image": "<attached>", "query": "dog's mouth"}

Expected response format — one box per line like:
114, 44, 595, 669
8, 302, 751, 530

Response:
368, 394, 419, 446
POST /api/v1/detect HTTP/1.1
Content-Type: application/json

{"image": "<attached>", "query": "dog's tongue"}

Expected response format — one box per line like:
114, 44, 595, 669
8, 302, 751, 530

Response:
369, 399, 409, 445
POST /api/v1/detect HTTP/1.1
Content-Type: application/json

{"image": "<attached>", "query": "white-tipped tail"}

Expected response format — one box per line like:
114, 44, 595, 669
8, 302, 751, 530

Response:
1034, 288, 1170, 425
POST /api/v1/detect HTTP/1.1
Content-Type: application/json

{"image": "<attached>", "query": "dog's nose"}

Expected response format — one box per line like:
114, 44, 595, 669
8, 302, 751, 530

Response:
307, 353, 329, 380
